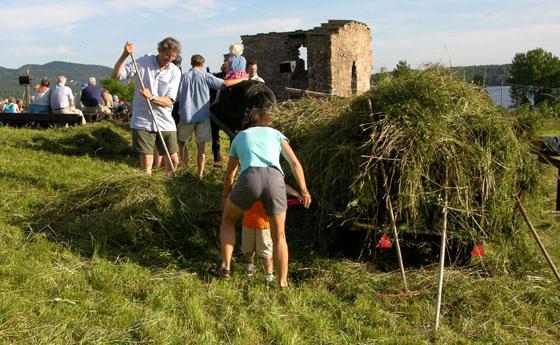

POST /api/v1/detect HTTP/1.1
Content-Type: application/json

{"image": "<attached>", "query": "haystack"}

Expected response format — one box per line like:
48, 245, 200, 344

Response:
273, 67, 541, 248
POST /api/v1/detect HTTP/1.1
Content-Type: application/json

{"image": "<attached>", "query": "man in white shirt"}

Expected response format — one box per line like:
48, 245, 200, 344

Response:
247, 60, 265, 83
50, 75, 85, 124
112, 37, 182, 174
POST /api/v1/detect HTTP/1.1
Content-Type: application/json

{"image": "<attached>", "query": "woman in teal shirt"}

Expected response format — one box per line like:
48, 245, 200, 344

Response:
220, 109, 311, 287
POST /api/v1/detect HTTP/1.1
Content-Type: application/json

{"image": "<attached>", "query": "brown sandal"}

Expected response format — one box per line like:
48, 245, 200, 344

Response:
212, 265, 230, 278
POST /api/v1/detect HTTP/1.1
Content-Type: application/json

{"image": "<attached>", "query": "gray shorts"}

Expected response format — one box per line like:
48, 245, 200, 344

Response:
229, 167, 287, 216
177, 119, 212, 143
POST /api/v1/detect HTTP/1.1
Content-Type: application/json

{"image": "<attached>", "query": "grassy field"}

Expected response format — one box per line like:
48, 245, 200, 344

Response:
0, 122, 559, 344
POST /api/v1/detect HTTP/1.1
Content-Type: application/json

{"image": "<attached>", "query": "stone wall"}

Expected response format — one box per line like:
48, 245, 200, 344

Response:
329, 22, 373, 97
241, 20, 372, 100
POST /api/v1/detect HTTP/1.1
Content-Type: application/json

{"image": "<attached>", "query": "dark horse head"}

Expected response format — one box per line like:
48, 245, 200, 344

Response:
210, 80, 277, 139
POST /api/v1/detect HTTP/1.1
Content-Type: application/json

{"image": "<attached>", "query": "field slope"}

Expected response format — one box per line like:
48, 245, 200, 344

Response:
0, 122, 559, 344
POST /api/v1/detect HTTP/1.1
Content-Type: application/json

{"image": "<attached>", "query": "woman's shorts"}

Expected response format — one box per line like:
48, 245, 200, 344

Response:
229, 167, 287, 216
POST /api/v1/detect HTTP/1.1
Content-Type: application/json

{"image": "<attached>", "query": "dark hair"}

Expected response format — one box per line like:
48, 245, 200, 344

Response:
247, 60, 257, 67
40, 77, 49, 87
242, 108, 273, 129
172, 55, 182, 67
191, 54, 205, 67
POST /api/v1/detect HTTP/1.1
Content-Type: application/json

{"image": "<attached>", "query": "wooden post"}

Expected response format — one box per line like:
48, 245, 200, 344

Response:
435, 184, 449, 331
26, 67, 31, 109
516, 195, 560, 284
387, 195, 409, 291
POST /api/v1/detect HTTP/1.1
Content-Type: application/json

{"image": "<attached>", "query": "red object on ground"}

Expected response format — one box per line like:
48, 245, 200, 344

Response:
470, 241, 485, 256
287, 199, 304, 207
375, 232, 393, 249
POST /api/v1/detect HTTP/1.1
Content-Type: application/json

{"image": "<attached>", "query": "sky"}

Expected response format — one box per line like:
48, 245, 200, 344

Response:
1, 0, 559, 73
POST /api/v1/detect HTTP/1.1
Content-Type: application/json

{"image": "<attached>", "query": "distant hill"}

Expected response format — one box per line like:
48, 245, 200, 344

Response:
371, 64, 511, 87
0, 61, 112, 100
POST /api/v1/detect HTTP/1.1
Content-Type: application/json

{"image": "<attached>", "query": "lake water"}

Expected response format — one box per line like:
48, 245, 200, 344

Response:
485, 86, 514, 108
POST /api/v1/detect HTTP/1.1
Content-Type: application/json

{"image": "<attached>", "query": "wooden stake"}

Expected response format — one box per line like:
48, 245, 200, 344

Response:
515, 195, 560, 284
435, 184, 449, 331
386, 195, 409, 291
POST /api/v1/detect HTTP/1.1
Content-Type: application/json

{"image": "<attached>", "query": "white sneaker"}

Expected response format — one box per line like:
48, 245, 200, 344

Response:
244, 263, 255, 276
265, 273, 275, 283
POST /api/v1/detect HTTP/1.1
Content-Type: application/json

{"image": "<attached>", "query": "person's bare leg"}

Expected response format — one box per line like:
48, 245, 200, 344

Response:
245, 252, 255, 264
196, 142, 206, 179
139, 154, 154, 174
163, 152, 179, 175
269, 212, 288, 287
263, 257, 273, 275
153, 147, 163, 168
220, 199, 244, 271
179, 141, 188, 169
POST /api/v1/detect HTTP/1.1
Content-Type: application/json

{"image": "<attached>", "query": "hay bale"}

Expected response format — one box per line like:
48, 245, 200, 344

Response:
274, 67, 542, 245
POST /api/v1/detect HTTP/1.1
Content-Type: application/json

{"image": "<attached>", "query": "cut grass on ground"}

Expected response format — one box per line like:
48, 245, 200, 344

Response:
0, 122, 559, 344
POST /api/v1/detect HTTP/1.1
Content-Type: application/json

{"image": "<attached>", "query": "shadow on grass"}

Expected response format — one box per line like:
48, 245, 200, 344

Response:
22, 165, 325, 283
30, 125, 135, 165
0, 170, 67, 191
22, 169, 235, 277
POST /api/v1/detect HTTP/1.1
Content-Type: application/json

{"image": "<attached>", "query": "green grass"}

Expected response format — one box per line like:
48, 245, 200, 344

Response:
0, 122, 559, 344
541, 119, 560, 136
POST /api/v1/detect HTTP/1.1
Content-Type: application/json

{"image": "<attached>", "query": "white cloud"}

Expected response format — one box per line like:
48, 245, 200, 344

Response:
0, 3, 97, 31
183, 18, 305, 38
105, 0, 225, 20
55, 45, 73, 55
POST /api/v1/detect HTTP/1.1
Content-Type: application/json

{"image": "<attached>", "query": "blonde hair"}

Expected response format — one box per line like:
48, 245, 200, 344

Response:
229, 43, 243, 56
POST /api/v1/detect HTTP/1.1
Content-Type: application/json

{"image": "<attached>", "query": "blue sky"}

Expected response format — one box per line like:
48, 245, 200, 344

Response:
1, 0, 558, 73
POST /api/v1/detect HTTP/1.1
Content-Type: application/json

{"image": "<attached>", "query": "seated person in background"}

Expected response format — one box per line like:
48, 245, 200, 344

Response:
16, 99, 24, 112
81, 77, 105, 114
0, 98, 4, 112
50, 75, 86, 124
103, 89, 113, 110
225, 43, 249, 80
29, 77, 51, 113
4, 97, 19, 113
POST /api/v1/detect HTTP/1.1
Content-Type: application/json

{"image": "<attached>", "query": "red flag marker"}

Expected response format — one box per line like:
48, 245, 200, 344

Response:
375, 232, 393, 249
470, 241, 485, 256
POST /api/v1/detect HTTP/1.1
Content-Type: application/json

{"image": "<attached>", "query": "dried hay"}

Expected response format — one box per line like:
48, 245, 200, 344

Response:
274, 66, 542, 242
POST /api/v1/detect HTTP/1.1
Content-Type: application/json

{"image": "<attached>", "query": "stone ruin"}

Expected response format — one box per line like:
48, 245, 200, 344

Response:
241, 20, 373, 100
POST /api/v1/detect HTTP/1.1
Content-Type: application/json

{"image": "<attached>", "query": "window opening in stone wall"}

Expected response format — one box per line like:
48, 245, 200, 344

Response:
298, 45, 308, 71
351, 61, 358, 94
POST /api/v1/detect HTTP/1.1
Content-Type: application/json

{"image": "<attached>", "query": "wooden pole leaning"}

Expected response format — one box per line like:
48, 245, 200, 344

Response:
129, 52, 176, 174
515, 195, 560, 284
382, 163, 408, 291
435, 183, 449, 331
386, 195, 409, 291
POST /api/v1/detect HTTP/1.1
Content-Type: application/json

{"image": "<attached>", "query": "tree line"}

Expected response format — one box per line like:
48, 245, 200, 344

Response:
372, 48, 560, 107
